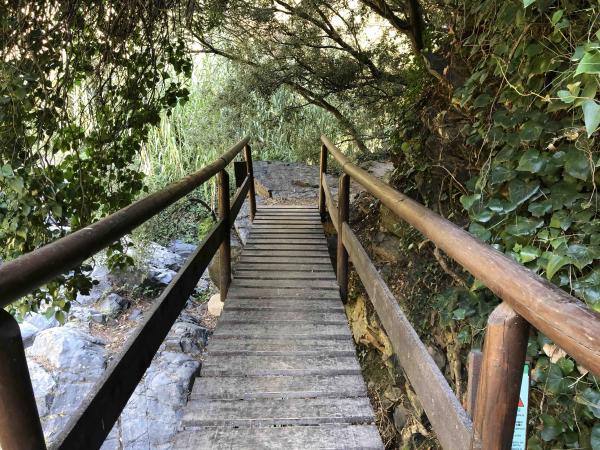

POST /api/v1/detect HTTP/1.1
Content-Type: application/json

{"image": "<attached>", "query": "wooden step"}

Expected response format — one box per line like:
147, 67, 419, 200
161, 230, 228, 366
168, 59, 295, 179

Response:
233, 270, 336, 280
231, 278, 338, 289
181, 397, 375, 427
174, 425, 383, 450
219, 308, 347, 323
223, 298, 344, 311
212, 322, 350, 339
201, 354, 361, 377
191, 374, 367, 400
227, 287, 340, 298
206, 336, 356, 356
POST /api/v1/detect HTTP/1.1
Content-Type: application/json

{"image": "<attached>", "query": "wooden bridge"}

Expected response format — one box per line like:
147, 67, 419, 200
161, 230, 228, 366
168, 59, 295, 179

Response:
0, 137, 598, 450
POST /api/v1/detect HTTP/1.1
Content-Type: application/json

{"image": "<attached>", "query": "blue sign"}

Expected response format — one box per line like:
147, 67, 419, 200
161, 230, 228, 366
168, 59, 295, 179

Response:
511, 363, 530, 450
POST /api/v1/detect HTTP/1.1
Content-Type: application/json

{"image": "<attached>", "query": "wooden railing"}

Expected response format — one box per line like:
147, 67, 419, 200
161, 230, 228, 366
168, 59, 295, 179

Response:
319, 135, 600, 450
0, 138, 256, 450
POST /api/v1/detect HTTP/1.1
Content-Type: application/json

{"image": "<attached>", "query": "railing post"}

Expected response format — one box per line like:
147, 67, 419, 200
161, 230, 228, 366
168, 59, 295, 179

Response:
218, 170, 231, 301
0, 310, 47, 450
318, 144, 328, 220
472, 302, 529, 450
243, 144, 256, 221
337, 173, 350, 301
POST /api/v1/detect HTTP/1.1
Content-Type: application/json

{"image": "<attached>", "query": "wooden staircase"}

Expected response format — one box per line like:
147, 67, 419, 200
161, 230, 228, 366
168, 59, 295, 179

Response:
174, 206, 383, 449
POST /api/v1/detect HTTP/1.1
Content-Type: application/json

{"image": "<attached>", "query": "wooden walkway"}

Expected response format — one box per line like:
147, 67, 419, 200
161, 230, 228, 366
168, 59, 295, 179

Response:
174, 206, 382, 449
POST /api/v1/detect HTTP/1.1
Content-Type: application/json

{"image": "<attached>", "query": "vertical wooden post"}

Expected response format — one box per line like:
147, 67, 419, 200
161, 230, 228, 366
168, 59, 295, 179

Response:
318, 144, 328, 220
0, 310, 47, 450
218, 170, 231, 301
243, 144, 256, 221
466, 349, 483, 418
472, 303, 529, 450
337, 173, 350, 301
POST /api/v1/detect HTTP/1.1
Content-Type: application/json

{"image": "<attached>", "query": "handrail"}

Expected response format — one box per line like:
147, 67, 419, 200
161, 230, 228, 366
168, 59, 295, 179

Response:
0, 138, 256, 450
0, 137, 249, 308
321, 135, 600, 376
319, 134, 600, 449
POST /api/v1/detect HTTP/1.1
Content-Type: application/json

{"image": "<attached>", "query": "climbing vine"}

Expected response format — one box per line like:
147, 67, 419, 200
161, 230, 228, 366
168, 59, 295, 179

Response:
439, 1, 600, 447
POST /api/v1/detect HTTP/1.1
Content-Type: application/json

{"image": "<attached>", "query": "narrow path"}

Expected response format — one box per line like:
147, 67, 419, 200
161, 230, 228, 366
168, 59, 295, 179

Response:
174, 206, 382, 449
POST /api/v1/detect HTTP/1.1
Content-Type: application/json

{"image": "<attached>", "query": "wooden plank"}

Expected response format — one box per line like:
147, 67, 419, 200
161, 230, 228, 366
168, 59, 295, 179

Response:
237, 257, 332, 265
466, 350, 483, 418
246, 238, 328, 244
220, 309, 346, 323
322, 173, 338, 231
249, 230, 324, 235
207, 336, 356, 357
201, 355, 361, 377
342, 223, 473, 450
231, 279, 338, 289
234, 270, 336, 279
191, 375, 367, 400
230, 176, 250, 221
227, 287, 340, 298
181, 397, 374, 427
242, 250, 330, 257
224, 298, 344, 311
244, 244, 328, 251
212, 322, 350, 339
206, 336, 355, 356
233, 263, 332, 272
251, 225, 323, 230
174, 425, 383, 450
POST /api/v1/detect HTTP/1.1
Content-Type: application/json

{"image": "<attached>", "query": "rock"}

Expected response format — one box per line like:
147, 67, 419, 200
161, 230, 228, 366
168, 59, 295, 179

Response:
372, 233, 402, 263
163, 321, 210, 354
147, 266, 177, 286
393, 404, 409, 432
76, 264, 112, 306
20, 322, 40, 347
97, 293, 130, 318
234, 202, 252, 246
90, 310, 105, 324
427, 345, 446, 370
146, 242, 183, 271
26, 326, 107, 444
128, 308, 143, 321
207, 293, 224, 316
24, 311, 59, 331
20, 311, 59, 346
168, 240, 197, 259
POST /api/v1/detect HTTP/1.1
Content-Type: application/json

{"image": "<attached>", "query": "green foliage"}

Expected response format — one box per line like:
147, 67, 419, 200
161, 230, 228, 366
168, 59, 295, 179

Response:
452, 0, 600, 446
0, 1, 191, 318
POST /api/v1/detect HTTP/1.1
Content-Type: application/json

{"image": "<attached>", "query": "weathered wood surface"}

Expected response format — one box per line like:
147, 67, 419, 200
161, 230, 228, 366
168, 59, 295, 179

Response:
174, 425, 382, 450
342, 222, 473, 450
174, 206, 382, 449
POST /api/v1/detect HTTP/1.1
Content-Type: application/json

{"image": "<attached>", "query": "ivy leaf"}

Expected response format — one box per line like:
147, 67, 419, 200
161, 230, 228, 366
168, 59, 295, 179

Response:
557, 90, 576, 104
473, 93, 493, 107
469, 222, 491, 241
541, 413, 565, 441
472, 209, 493, 223
0, 164, 13, 178
490, 165, 515, 185
507, 179, 540, 211
556, 357, 574, 375
546, 253, 571, 279
550, 10, 563, 26
567, 244, 597, 270
575, 52, 600, 75
517, 149, 546, 173
565, 148, 591, 180
582, 100, 600, 137
460, 193, 481, 210
519, 121, 544, 141
578, 388, 600, 419
591, 424, 600, 450
520, 246, 541, 263
522, 0, 535, 8
528, 201, 552, 217
506, 217, 544, 236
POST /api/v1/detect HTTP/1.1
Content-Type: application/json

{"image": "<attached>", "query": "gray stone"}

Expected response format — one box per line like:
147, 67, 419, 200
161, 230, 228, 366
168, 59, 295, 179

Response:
427, 345, 446, 370
76, 264, 112, 305
97, 293, 130, 318
128, 308, 143, 321
146, 242, 183, 271
372, 233, 402, 263
26, 326, 107, 444
168, 240, 197, 259
393, 404, 409, 432
148, 266, 177, 286
20, 322, 41, 347
90, 310, 105, 323
24, 311, 59, 331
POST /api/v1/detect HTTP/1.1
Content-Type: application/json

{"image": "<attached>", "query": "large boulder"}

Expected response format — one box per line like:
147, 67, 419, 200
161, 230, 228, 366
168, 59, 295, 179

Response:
26, 326, 108, 445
